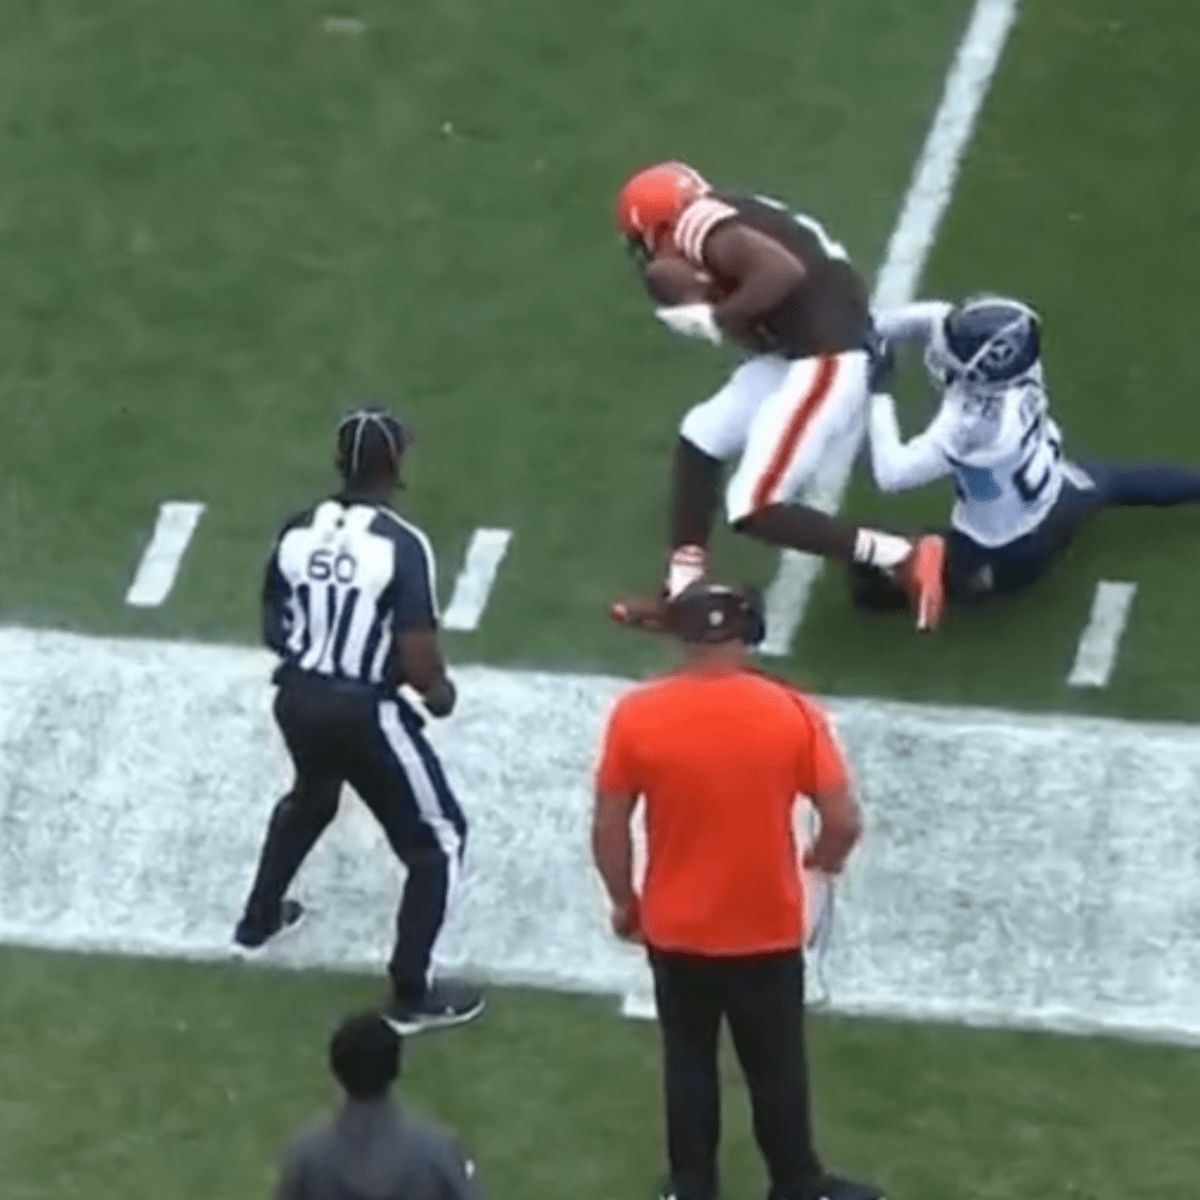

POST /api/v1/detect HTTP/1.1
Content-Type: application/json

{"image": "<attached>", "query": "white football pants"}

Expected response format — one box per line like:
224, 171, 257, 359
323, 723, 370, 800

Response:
679, 350, 869, 524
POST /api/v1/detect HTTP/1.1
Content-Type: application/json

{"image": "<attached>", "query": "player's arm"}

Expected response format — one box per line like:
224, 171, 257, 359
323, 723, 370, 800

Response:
701, 223, 806, 348
393, 535, 456, 717
873, 300, 953, 345
868, 393, 954, 492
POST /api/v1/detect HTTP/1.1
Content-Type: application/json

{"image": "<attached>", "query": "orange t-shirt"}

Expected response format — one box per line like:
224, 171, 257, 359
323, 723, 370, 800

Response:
595, 669, 847, 956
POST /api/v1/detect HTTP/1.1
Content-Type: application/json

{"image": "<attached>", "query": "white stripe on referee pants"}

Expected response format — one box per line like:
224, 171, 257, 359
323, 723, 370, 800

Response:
378, 701, 463, 978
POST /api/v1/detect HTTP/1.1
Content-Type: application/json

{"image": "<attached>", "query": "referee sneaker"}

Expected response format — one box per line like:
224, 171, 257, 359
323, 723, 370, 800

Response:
593, 582, 884, 1200
234, 405, 482, 1034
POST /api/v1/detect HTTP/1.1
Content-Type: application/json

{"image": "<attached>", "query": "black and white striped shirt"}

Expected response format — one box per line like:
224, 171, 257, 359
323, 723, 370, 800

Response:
262, 495, 438, 689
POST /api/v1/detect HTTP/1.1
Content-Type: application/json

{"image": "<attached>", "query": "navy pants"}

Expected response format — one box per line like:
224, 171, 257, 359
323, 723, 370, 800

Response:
241, 672, 467, 1002
851, 460, 1200, 606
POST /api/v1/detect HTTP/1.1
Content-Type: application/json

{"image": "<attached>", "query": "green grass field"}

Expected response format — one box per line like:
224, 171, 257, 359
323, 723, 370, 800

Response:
4, 947, 1200, 1200
3, 0, 1200, 1196
800, 0, 1200, 722
4, 0, 1198, 718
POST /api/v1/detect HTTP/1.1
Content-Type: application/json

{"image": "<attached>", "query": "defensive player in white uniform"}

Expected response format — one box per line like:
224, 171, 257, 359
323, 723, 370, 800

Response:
852, 295, 1200, 605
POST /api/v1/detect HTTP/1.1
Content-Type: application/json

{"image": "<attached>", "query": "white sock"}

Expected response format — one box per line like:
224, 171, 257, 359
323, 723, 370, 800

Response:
667, 545, 707, 598
853, 528, 912, 571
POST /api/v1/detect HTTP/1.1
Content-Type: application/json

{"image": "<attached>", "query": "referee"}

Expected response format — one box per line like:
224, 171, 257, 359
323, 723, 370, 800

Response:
234, 405, 483, 1034
593, 582, 883, 1200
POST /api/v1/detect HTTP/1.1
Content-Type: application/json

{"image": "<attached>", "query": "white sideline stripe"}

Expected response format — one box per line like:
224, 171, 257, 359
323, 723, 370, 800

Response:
442, 528, 513, 631
1068, 582, 1137, 688
759, 0, 1022, 657
4, 626, 1200, 1044
124, 502, 206, 608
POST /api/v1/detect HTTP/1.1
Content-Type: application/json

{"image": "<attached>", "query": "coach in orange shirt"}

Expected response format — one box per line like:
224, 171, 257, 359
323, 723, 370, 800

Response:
593, 582, 883, 1200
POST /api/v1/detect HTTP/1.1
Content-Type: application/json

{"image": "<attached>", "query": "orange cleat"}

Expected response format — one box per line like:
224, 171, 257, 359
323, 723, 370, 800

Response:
896, 535, 946, 631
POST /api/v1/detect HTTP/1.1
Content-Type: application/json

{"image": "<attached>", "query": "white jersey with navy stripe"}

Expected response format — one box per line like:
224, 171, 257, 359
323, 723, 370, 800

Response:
870, 302, 1066, 547
263, 497, 438, 687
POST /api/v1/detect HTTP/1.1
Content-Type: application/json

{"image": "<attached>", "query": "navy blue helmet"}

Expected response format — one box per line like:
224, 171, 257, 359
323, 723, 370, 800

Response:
927, 296, 1041, 390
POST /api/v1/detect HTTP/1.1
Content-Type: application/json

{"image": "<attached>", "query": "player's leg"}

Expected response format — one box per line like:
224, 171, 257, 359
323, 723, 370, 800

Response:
348, 695, 481, 1033
234, 680, 344, 950
648, 948, 725, 1200
946, 477, 1100, 601
850, 524, 1007, 609
960, 459, 1200, 602
667, 356, 789, 591
1078, 459, 1200, 507
726, 351, 946, 630
963, 471, 1111, 599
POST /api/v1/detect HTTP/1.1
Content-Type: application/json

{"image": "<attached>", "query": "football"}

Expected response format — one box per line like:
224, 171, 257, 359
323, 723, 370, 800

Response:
641, 252, 717, 306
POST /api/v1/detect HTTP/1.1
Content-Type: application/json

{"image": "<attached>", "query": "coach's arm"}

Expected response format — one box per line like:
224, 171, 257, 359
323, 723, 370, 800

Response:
805, 780, 862, 874
592, 789, 640, 941
592, 697, 642, 941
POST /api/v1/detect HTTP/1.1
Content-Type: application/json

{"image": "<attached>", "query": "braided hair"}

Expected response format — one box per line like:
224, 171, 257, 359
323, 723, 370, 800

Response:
336, 406, 408, 489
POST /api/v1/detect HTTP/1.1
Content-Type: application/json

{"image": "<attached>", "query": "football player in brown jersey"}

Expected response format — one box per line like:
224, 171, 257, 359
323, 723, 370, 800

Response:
613, 160, 945, 633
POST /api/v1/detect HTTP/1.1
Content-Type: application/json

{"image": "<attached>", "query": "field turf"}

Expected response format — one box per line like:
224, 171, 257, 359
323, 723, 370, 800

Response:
3, 2, 1196, 719
800, 0, 1200, 722
3, 946, 1199, 1200
1, 0, 961, 675
2, 0, 1200, 1197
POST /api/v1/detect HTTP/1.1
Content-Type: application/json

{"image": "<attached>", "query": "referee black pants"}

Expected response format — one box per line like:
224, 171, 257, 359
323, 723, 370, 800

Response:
241, 673, 467, 1003
649, 946, 823, 1200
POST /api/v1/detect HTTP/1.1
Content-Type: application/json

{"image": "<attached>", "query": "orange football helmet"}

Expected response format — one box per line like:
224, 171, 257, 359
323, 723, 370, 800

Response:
615, 161, 711, 258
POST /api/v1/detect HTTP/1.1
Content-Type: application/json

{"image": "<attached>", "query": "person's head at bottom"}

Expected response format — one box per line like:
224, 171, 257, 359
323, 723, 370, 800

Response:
665, 580, 766, 660
329, 1011, 402, 1102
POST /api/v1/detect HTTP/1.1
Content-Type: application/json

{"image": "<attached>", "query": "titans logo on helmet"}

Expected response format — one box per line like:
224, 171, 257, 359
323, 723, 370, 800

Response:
927, 296, 1042, 389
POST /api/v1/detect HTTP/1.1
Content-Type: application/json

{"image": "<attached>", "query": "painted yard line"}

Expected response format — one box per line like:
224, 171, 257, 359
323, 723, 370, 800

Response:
760, 0, 1022, 657
1068, 581, 1137, 688
442, 528, 513, 631
125, 501, 206, 608
323, 16, 364, 34
4, 625, 1200, 1044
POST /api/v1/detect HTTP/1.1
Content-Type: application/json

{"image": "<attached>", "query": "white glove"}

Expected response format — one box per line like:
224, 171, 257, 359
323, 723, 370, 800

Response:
654, 303, 723, 345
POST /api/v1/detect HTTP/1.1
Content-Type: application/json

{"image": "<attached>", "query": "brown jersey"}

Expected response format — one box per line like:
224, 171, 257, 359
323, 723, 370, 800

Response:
670, 191, 870, 359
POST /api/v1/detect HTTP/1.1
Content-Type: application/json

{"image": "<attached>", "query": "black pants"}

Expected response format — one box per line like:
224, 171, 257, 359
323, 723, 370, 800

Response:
649, 947, 823, 1200
241, 672, 467, 1002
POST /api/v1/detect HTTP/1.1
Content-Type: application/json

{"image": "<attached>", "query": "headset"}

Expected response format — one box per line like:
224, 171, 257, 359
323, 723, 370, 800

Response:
670, 582, 766, 646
